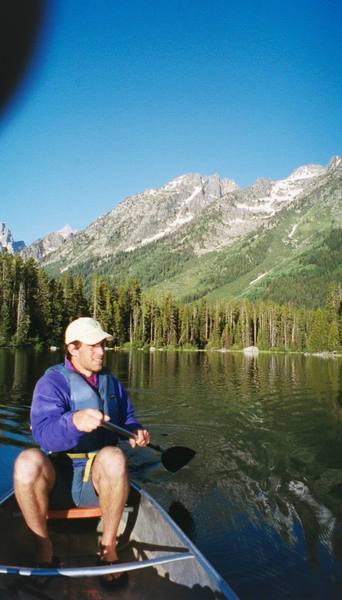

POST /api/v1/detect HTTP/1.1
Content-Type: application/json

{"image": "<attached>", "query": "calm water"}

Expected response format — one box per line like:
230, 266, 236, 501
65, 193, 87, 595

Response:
1, 348, 342, 599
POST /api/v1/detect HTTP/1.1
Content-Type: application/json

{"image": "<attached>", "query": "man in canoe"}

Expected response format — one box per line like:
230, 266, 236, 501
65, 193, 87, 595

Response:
13, 317, 150, 586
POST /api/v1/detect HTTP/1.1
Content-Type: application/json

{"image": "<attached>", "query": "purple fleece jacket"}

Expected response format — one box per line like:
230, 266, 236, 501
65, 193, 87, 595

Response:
30, 358, 141, 453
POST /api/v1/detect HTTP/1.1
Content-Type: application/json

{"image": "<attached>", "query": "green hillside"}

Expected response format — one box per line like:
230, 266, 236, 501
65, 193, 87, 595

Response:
47, 222, 342, 310
43, 161, 342, 309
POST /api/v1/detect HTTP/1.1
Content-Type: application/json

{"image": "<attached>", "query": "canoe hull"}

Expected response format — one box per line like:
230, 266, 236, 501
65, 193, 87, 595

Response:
0, 482, 238, 599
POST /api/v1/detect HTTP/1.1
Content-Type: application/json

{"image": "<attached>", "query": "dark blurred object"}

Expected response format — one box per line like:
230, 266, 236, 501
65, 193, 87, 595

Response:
0, 1, 47, 114
168, 500, 195, 536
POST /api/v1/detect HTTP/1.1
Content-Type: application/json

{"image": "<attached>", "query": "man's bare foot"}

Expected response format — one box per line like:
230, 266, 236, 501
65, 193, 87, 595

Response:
100, 543, 118, 563
98, 543, 128, 587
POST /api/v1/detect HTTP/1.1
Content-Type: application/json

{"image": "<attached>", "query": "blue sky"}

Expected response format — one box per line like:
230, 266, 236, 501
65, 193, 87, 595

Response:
0, 0, 341, 245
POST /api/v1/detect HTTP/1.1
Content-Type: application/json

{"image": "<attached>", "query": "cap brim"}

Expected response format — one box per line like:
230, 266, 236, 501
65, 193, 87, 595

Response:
66, 333, 113, 345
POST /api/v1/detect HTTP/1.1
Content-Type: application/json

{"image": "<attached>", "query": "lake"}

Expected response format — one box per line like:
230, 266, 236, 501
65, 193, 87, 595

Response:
1, 347, 342, 599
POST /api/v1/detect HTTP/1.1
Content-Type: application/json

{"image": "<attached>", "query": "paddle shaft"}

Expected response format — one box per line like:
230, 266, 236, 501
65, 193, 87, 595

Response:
101, 420, 163, 453
101, 419, 196, 472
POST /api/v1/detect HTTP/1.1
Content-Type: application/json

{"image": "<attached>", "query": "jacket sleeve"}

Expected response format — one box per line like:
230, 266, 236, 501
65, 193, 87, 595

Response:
30, 370, 84, 452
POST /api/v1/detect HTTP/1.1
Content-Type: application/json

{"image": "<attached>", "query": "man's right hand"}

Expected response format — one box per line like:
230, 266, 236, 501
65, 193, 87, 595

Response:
72, 409, 110, 432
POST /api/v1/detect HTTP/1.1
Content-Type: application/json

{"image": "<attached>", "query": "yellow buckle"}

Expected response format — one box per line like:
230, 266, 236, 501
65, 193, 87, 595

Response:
66, 452, 97, 482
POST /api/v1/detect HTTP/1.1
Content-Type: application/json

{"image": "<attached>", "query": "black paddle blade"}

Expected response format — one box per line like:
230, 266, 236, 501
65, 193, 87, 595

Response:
161, 446, 196, 473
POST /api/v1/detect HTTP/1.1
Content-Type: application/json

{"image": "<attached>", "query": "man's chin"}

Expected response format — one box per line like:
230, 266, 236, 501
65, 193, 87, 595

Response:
92, 362, 104, 372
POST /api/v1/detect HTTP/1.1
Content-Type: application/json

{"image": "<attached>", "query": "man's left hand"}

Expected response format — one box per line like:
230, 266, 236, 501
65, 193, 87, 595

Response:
129, 429, 150, 448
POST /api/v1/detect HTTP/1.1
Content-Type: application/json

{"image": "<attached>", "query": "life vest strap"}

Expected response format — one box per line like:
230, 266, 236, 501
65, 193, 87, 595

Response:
65, 451, 98, 482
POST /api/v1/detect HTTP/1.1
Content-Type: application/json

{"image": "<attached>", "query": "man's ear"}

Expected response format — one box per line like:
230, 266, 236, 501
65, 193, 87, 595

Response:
67, 342, 79, 357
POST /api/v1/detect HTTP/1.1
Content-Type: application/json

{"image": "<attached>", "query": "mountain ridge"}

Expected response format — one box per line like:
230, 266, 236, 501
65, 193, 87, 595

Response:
21, 224, 76, 261
2, 155, 342, 307
38, 159, 333, 270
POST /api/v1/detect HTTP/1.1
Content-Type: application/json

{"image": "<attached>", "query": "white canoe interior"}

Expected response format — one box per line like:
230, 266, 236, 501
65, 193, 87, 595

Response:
0, 482, 238, 599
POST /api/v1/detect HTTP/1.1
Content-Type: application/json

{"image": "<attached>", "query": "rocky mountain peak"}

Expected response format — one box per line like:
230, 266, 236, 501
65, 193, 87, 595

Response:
327, 155, 342, 173
163, 172, 238, 195
0, 222, 12, 249
0, 223, 25, 253
99, 172, 239, 253
287, 164, 325, 181
58, 224, 75, 239
22, 224, 76, 261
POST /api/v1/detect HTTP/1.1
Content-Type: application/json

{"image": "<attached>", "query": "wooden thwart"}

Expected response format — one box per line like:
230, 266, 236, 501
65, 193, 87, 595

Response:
47, 506, 102, 519
47, 504, 133, 520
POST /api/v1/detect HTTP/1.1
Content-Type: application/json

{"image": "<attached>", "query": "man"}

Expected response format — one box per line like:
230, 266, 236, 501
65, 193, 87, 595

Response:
13, 317, 150, 585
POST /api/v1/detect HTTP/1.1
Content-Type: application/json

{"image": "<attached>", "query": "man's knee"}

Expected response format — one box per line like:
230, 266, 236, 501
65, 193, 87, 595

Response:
14, 448, 51, 486
94, 446, 128, 479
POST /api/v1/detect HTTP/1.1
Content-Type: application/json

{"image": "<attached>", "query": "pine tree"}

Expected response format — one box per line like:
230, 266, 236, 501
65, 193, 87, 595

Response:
116, 283, 130, 344
0, 252, 15, 343
73, 277, 89, 318
13, 281, 30, 345
307, 309, 328, 352
256, 308, 267, 348
326, 319, 340, 352
161, 294, 178, 347
240, 301, 252, 347
207, 303, 222, 348
48, 279, 65, 345
178, 304, 191, 346
127, 279, 142, 345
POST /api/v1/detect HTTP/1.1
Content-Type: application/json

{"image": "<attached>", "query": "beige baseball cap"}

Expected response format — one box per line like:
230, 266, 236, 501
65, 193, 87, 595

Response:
65, 317, 113, 345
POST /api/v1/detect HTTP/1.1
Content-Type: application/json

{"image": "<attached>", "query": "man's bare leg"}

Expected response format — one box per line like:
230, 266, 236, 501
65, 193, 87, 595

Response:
92, 446, 129, 578
13, 448, 56, 563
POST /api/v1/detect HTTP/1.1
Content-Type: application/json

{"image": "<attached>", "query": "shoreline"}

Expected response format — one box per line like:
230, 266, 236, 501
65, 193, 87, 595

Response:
1, 344, 341, 359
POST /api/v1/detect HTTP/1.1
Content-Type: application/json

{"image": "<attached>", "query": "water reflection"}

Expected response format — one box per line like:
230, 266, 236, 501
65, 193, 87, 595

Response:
1, 348, 342, 598
12, 349, 29, 399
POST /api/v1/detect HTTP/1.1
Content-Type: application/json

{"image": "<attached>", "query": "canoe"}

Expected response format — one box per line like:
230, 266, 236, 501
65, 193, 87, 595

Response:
0, 481, 239, 599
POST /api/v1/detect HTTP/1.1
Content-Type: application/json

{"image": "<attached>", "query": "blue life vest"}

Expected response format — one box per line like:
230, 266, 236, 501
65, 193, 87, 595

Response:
47, 364, 120, 453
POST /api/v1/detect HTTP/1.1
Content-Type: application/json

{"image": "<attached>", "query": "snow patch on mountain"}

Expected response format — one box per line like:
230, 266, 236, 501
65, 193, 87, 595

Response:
287, 164, 325, 181
235, 166, 323, 221
288, 224, 298, 239
236, 200, 275, 214
183, 185, 202, 205
249, 272, 269, 286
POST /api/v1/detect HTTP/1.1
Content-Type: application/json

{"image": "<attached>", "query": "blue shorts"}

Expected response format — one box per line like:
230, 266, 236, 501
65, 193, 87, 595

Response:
48, 454, 99, 509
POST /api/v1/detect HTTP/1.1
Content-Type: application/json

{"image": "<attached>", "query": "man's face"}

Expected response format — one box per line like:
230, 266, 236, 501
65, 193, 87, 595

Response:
69, 341, 105, 376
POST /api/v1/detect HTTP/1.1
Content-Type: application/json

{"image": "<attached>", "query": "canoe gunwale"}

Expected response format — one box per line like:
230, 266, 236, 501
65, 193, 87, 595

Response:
0, 551, 195, 577
0, 488, 13, 506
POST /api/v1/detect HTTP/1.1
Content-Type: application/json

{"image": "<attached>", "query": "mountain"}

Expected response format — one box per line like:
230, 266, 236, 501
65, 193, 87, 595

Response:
22, 225, 76, 261
36, 157, 342, 307
0, 223, 25, 253
39, 173, 237, 267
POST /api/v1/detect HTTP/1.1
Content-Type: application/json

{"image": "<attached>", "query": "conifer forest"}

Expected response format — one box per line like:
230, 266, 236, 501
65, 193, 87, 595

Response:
1, 252, 341, 353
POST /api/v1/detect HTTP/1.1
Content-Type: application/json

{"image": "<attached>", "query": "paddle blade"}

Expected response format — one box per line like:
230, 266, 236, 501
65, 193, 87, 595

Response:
161, 446, 196, 473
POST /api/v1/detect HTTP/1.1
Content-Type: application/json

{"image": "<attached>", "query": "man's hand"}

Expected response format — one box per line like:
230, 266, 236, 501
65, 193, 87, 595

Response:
72, 409, 109, 432
129, 429, 150, 448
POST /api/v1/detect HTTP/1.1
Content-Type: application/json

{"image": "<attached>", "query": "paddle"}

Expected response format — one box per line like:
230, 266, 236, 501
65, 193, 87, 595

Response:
101, 421, 196, 473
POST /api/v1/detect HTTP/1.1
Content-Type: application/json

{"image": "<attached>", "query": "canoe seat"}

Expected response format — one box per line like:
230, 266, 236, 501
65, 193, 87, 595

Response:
46, 504, 134, 520
47, 506, 102, 520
